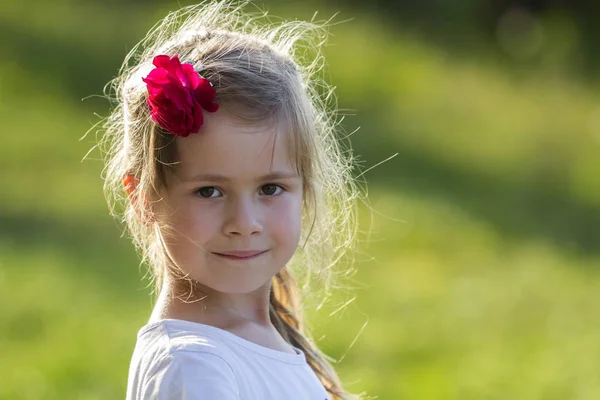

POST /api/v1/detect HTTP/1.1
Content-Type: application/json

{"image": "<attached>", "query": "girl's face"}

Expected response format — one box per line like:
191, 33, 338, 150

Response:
157, 109, 303, 295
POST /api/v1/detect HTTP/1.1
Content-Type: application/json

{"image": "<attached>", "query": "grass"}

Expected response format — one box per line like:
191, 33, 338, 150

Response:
2, 1, 600, 399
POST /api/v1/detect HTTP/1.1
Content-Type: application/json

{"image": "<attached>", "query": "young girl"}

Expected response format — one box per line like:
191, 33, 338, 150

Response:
100, 2, 362, 399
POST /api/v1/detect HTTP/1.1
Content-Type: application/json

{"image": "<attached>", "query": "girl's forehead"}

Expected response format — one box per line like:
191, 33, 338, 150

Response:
173, 111, 297, 181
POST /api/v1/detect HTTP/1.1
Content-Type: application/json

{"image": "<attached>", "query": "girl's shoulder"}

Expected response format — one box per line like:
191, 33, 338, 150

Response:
134, 318, 237, 365
127, 319, 240, 399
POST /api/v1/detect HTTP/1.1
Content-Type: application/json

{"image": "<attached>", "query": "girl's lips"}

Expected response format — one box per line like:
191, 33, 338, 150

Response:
212, 250, 268, 260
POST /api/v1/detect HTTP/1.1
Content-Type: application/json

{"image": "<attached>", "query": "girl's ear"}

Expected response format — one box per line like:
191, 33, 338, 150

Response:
122, 174, 138, 198
122, 175, 156, 225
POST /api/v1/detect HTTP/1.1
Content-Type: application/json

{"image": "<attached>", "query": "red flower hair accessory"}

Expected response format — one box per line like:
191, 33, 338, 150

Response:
142, 54, 219, 137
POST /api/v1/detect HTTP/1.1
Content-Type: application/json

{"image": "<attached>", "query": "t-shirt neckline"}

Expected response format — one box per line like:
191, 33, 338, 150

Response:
141, 318, 308, 365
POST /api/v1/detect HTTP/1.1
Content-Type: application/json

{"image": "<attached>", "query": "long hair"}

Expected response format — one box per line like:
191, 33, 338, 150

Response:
99, 2, 362, 399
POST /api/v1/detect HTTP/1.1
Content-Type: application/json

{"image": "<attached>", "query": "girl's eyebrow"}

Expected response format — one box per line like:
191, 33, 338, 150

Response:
186, 171, 300, 183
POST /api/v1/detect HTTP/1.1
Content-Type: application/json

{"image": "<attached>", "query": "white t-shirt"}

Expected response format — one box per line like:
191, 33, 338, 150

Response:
126, 319, 331, 400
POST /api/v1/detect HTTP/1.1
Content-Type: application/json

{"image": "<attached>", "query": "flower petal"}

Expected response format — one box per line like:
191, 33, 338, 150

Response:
143, 53, 218, 136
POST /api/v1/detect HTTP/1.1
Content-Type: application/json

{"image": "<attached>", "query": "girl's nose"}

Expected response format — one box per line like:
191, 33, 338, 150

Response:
223, 196, 263, 237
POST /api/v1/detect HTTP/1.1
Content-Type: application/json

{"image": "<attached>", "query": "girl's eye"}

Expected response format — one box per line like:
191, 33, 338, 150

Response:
260, 184, 283, 196
195, 187, 222, 198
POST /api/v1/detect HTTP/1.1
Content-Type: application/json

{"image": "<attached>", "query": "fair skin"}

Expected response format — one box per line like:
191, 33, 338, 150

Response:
146, 108, 303, 353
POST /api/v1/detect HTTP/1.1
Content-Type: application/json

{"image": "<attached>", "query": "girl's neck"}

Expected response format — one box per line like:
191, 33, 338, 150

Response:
150, 275, 274, 331
149, 276, 297, 355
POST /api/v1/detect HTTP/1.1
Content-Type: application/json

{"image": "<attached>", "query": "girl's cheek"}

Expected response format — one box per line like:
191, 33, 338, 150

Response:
269, 196, 302, 231
178, 204, 217, 232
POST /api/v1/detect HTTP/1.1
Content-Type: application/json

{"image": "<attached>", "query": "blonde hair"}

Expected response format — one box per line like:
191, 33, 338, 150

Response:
99, 2, 362, 399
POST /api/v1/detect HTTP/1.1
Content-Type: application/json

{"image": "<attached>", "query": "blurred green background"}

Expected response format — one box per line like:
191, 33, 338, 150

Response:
3, 0, 600, 398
